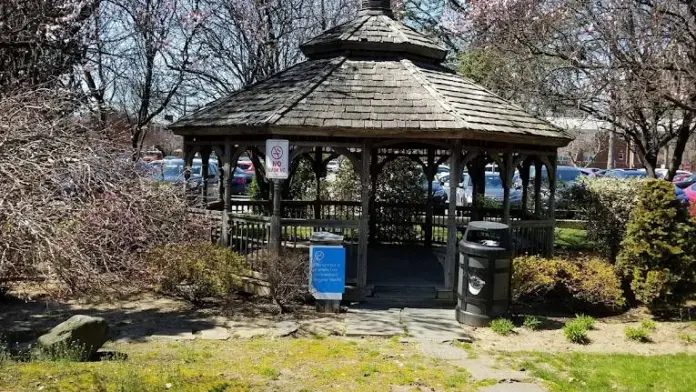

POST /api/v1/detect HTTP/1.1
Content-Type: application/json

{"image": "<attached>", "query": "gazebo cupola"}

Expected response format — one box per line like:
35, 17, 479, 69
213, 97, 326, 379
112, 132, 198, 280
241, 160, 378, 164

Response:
300, 0, 447, 62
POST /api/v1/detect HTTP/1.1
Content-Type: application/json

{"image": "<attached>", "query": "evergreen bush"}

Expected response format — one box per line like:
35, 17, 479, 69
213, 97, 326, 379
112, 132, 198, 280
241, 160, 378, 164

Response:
566, 178, 643, 262
617, 180, 696, 310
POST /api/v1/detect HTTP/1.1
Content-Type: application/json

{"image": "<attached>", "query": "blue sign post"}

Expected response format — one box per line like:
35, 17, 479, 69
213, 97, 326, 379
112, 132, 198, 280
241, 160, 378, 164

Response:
309, 244, 346, 300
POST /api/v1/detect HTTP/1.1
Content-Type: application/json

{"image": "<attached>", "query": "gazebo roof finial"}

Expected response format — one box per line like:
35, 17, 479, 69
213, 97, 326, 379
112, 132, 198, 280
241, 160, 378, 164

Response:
360, 0, 393, 16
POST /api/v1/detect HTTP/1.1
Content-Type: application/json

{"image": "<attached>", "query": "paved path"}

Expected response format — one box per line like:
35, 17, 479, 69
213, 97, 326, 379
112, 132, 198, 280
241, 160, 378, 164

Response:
346, 305, 547, 392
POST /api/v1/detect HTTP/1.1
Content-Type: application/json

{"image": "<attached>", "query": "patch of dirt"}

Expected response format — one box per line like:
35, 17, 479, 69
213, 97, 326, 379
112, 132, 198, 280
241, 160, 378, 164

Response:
1, 287, 344, 343
465, 316, 696, 354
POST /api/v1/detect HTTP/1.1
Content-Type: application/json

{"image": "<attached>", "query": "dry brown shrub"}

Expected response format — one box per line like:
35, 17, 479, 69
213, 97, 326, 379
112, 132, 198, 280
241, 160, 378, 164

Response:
259, 251, 310, 313
0, 89, 206, 296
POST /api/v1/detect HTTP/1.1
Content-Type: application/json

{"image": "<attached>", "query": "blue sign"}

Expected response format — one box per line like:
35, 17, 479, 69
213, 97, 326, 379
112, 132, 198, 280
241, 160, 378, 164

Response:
309, 245, 346, 300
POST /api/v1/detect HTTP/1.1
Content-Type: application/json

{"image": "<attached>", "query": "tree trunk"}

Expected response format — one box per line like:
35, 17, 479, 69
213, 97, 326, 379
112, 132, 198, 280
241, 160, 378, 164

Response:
642, 153, 658, 178
667, 113, 695, 181
607, 131, 615, 169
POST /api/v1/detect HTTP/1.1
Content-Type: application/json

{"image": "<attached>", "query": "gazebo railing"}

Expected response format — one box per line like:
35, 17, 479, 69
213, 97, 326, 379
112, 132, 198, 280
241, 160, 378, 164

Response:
220, 199, 555, 261
226, 211, 360, 265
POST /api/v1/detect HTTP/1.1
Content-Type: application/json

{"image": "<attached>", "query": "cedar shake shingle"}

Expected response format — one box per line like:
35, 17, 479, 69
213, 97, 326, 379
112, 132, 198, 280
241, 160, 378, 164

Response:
171, 8, 571, 146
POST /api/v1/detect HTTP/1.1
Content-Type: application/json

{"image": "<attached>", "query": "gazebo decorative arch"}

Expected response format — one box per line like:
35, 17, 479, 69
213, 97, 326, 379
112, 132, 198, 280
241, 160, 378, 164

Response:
170, 0, 571, 299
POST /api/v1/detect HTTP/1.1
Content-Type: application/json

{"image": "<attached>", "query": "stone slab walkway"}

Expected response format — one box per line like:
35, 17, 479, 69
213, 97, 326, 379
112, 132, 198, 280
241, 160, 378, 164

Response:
346, 304, 548, 392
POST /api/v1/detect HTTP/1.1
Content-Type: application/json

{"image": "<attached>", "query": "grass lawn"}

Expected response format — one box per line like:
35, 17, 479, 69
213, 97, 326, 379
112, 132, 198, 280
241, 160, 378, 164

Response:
519, 352, 696, 392
0, 337, 476, 392
554, 228, 591, 252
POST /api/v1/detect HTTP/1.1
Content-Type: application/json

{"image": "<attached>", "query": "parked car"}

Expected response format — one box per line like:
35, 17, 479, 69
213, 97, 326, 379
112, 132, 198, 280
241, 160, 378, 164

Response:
527, 165, 583, 188
579, 167, 602, 176
237, 156, 254, 173
435, 165, 450, 182
457, 172, 521, 206
603, 168, 647, 179
676, 185, 691, 205
141, 150, 163, 162
656, 168, 691, 180
672, 172, 693, 183
229, 166, 253, 194
157, 158, 219, 190
684, 183, 696, 204
420, 176, 447, 204
675, 174, 696, 189
326, 160, 340, 173
591, 169, 608, 177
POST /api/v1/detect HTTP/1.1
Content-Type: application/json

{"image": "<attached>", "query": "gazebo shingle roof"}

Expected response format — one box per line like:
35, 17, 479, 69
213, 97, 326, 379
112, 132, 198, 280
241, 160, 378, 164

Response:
171, 4, 571, 147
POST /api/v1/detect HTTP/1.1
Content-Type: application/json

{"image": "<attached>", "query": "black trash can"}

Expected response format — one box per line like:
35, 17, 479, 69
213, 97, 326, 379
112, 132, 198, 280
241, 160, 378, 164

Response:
456, 221, 513, 327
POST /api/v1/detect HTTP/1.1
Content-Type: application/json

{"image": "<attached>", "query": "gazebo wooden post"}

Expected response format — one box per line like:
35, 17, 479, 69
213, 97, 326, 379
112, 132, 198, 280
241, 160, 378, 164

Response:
313, 147, 322, 219
470, 156, 486, 221
200, 148, 210, 205
520, 159, 531, 215
220, 139, 232, 247
502, 151, 513, 224
445, 140, 462, 290
547, 157, 557, 256
270, 179, 283, 255
368, 147, 379, 243
357, 140, 372, 289
534, 159, 543, 216
425, 147, 435, 247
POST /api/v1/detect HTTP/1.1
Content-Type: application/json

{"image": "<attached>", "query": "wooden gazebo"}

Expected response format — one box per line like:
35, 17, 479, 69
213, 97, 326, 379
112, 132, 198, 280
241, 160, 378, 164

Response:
170, 0, 571, 298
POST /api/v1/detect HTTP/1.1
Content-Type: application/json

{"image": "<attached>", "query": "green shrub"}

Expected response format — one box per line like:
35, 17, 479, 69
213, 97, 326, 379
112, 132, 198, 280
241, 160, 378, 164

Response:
148, 242, 249, 303
512, 255, 625, 310
522, 316, 542, 330
617, 180, 696, 310
563, 319, 590, 344
489, 318, 515, 335
625, 326, 651, 342
567, 178, 643, 261
574, 314, 595, 330
641, 319, 657, 331
248, 175, 263, 200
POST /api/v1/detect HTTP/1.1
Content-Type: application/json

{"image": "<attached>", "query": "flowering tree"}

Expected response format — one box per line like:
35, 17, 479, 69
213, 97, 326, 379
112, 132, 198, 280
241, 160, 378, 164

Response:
0, 0, 99, 91
81, 0, 207, 157
462, 0, 696, 179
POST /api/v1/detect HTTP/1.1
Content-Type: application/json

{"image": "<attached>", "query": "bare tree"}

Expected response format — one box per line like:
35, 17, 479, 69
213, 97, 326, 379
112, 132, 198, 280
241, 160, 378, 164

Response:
0, 88, 205, 294
82, 0, 206, 158
187, 0, 356, 98
559, 126, 608, 168
462, 0, 696, 179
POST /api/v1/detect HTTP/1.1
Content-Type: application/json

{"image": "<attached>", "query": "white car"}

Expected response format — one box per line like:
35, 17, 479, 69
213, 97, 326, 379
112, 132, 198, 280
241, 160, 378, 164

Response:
326, 160, 340, 172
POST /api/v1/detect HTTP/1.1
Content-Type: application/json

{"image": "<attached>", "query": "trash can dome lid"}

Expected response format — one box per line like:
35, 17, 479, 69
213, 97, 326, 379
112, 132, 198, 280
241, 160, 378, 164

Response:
467, 221, 509, 231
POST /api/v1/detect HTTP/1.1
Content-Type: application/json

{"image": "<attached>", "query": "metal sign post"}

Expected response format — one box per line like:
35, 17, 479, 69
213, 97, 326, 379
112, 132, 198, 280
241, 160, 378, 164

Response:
266, 139, 289, 254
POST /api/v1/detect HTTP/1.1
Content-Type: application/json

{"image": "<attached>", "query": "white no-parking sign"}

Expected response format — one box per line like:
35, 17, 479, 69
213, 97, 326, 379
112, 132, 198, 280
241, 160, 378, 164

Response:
265, 139, 289, 179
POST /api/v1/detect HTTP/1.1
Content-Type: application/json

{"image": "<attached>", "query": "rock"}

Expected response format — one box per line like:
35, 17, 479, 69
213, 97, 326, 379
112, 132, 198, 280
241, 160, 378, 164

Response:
194, 327, 230, 340
272, 321, 300, 338
36, 315, 109, 361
